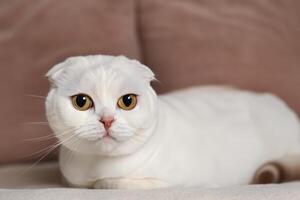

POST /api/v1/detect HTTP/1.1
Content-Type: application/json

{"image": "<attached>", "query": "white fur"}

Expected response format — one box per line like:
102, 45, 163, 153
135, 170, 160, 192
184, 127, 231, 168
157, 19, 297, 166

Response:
46, 55, 300, 189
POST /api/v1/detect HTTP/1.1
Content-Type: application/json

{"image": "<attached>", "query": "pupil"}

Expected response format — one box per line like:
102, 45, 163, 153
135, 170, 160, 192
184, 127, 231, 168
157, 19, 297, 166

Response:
76, 95, 87, 107
123, 95, 132, 107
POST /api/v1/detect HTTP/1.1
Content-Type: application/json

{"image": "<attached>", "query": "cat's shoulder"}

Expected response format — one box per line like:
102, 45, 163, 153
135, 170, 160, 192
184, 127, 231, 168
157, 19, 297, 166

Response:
158, 85, 284, 106
159, 85, 239, 97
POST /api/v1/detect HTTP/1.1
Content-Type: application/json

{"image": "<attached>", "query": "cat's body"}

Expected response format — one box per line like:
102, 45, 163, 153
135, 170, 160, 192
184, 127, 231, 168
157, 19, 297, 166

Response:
46, 55, 300, 189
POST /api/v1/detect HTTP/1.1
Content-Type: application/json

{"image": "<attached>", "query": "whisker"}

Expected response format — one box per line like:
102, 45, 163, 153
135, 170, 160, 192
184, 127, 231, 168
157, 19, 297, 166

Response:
115, 123, 136, 129
27, 94, 46, 99
62, 138, 80, 165
24, 123, 99, 142
129, 133, 146, 143
23, 127, 82, 157
113, 127, 135, 133
23, 134, 58, 142
23, 126, 82, 142
21, 130, 84, 174
24, 143, 58, 158
24, 125, 98, 158
22, 122, 48, 125
23, 132, 60, 141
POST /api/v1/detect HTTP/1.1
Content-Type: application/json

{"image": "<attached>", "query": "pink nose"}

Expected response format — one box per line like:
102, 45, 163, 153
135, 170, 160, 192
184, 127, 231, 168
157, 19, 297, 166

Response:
100, 116, 114, 130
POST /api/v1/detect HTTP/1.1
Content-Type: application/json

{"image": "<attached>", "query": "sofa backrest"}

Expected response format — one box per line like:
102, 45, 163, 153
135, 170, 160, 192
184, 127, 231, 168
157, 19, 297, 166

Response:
1, 0, 299, 163
0, 0, 141, 163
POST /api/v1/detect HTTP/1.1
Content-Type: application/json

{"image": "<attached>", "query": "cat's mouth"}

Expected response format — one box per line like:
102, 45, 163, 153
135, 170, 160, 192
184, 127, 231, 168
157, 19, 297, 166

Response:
79, 130, 117, 142
102, 131, 116, 140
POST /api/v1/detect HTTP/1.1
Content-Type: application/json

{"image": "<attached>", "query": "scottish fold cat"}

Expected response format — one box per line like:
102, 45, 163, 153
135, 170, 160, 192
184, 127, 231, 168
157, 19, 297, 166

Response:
45, 55, 300, 189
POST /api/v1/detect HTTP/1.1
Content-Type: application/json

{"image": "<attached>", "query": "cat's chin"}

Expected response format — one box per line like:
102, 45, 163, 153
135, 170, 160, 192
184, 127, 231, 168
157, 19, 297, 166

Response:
79, 132, 132, 144
62, 137, 119, 156
62, 134, 141, 156
78, 133, 117, 142
64, 131, 152, 157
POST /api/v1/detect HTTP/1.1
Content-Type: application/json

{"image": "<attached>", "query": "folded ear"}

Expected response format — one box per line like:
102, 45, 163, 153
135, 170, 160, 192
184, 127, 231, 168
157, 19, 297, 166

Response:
46, 56, 88, 86
117, 56, 156, 82
46, 62, 65, 84
135, 61, 156, 82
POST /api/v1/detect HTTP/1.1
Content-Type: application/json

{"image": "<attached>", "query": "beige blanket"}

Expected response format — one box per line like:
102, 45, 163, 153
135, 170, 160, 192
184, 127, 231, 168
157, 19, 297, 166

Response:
1, 162, 300, 200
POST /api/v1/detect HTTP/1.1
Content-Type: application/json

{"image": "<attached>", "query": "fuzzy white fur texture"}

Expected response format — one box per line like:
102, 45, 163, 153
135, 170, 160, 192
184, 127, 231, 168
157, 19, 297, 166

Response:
45, 55, 300, 189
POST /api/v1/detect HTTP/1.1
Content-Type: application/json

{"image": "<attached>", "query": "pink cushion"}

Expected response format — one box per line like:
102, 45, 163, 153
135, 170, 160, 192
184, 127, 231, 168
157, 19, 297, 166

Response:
0, 0, 141, 163
140, 0, 300, 115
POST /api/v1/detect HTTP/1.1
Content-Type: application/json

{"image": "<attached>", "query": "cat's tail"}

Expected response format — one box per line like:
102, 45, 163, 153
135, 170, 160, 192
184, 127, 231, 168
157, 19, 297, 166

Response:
252, 155, 300, 184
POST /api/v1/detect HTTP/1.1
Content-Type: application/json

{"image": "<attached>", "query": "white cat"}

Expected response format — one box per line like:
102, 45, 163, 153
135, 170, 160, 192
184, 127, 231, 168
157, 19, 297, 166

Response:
45, 55, 300, 189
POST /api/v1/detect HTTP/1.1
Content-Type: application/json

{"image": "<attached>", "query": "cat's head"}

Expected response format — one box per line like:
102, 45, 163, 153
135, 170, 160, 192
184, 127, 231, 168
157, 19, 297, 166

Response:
45, 55, 158, 156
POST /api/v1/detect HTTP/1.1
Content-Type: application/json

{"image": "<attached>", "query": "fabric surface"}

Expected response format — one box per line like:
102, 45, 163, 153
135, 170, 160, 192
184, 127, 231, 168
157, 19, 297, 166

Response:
1, 184, 300, 200
1, 155, 300, 188
139, 0, 300, 115
0, 0, 141, 163
1, 162, 300, 200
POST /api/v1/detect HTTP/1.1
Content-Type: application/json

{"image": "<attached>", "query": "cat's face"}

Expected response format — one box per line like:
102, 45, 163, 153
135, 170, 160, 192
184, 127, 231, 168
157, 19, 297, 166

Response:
46, 55, 158, 156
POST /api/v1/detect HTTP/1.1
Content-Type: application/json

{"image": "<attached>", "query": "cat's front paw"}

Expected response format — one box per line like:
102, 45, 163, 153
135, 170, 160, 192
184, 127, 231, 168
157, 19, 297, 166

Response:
93, 178, 167, 189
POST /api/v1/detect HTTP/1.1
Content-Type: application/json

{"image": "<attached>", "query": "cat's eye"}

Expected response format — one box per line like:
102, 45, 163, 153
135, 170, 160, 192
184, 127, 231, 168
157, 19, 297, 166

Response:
71, 94, 93, 111
117, 94, 137, 110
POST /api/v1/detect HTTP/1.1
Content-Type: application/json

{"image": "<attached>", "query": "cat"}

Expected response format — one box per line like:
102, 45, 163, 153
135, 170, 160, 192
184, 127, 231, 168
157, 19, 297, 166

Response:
45, 55, 300, 189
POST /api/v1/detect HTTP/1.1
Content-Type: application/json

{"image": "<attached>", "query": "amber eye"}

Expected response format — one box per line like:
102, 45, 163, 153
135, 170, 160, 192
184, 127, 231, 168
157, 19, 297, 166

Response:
117, 94, 137, 110
71, 94, 93, 111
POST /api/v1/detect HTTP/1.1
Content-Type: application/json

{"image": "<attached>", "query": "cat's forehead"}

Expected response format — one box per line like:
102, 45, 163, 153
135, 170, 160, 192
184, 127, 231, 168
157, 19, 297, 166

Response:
77, 64, 146, 96
49, 55, 154, 97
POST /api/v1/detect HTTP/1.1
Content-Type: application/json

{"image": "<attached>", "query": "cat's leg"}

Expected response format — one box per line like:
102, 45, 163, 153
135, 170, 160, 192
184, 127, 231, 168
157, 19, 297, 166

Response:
93, 178, 168, 189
